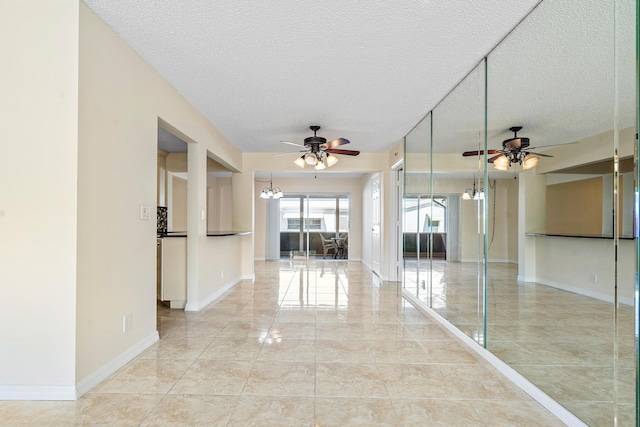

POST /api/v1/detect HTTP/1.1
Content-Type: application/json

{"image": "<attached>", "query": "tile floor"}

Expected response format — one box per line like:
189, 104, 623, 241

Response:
405, 259, 636, 426
1, 260, 564, 426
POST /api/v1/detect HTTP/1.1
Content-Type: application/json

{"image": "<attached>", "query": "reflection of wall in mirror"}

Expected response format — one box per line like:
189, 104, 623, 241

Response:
542, 126, 635, 237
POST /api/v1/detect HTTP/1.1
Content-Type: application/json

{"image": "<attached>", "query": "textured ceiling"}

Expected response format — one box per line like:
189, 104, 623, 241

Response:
406, 0, 636, 159
83, 0, 542, 154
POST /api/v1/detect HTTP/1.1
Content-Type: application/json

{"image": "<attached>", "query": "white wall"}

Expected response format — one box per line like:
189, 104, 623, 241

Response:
0, 0, 79, 398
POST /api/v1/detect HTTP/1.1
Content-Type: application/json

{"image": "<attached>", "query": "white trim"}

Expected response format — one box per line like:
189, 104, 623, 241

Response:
242, 274, 256, 282
536, 278, 634, 307
517, 275, 536, 282
185, 277, 242, 312
460, 258, 517, 263
1, 331, 161, 400
254, 257, 266, 261
0, 385, 77, 401
75, 331, 159, 398
402, 291, 587, 427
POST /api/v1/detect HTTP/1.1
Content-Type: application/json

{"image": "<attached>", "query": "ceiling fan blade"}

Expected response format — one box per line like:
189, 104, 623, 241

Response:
281, 141, 305, 147
327, 148, 360, 156
325, 138, 350, 149
487, 154, 506, 163
272, 151, 305, 157
462, 149, 499, 157
527, 152, 554, 157
526, 141, 578, 151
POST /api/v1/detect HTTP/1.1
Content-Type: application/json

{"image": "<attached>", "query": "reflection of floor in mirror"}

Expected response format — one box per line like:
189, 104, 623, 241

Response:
403, 260, 635, 427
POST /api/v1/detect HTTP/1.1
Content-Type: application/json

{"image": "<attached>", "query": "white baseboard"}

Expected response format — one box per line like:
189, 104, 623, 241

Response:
517, 275, 536, 282
242, 274, 255, 282
0, 385, 77, 401
2, 331, 160, 401
460, 258, 517, 263
185, 277, 242, 312
254, 257, 266, 261
75, 331, 159, 399
536, 278, 634, 306
402, 291, 587, 427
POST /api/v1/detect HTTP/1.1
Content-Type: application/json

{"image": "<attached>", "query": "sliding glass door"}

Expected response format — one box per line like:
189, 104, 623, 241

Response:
279, 195, 349, 259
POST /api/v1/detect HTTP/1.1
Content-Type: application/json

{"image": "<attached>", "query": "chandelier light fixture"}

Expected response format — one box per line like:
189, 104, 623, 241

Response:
462, 177, 485, 200
259, 174, 283, 199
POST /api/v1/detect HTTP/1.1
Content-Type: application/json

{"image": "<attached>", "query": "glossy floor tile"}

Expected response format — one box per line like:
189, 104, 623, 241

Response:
0, 260, 564, 426
405, 259, 635, 426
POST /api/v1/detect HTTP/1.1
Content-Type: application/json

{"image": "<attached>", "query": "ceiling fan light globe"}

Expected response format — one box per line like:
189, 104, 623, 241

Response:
326, 154, 339, 166
315, 161, 326, 170
305, 153, 317, 165
293, 156, 306, 168
493, 155, 509, 168
522, 154, 539, 170
462, 192, 472, 200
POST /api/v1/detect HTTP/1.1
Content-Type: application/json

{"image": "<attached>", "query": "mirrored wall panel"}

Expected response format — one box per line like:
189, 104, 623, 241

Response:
430, 62, 487, 345
403, 0, 637, 424
404, 113, 432, 304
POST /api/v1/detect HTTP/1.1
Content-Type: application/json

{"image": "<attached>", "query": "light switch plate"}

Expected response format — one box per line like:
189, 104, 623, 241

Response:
140, 204, 151, 220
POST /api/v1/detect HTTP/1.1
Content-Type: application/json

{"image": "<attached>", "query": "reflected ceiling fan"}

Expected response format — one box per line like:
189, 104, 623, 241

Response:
281, 125, 360, 170
462, 126, 552, 171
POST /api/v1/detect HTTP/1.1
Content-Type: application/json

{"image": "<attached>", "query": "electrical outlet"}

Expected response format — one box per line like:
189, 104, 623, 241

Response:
139, 204, 150, 221
123, 313, 132, 333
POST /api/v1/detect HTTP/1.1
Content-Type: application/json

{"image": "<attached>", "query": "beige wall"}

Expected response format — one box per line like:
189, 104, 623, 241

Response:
535, 237, 634, 304
546, 177, 603, 235
75, 2, 242, 393
207, 176, 232, 232
0, 0, 79, 395
171, 176, 188, 231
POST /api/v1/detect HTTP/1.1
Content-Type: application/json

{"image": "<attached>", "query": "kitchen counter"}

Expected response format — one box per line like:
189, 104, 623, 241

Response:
158, 231, 251, 238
